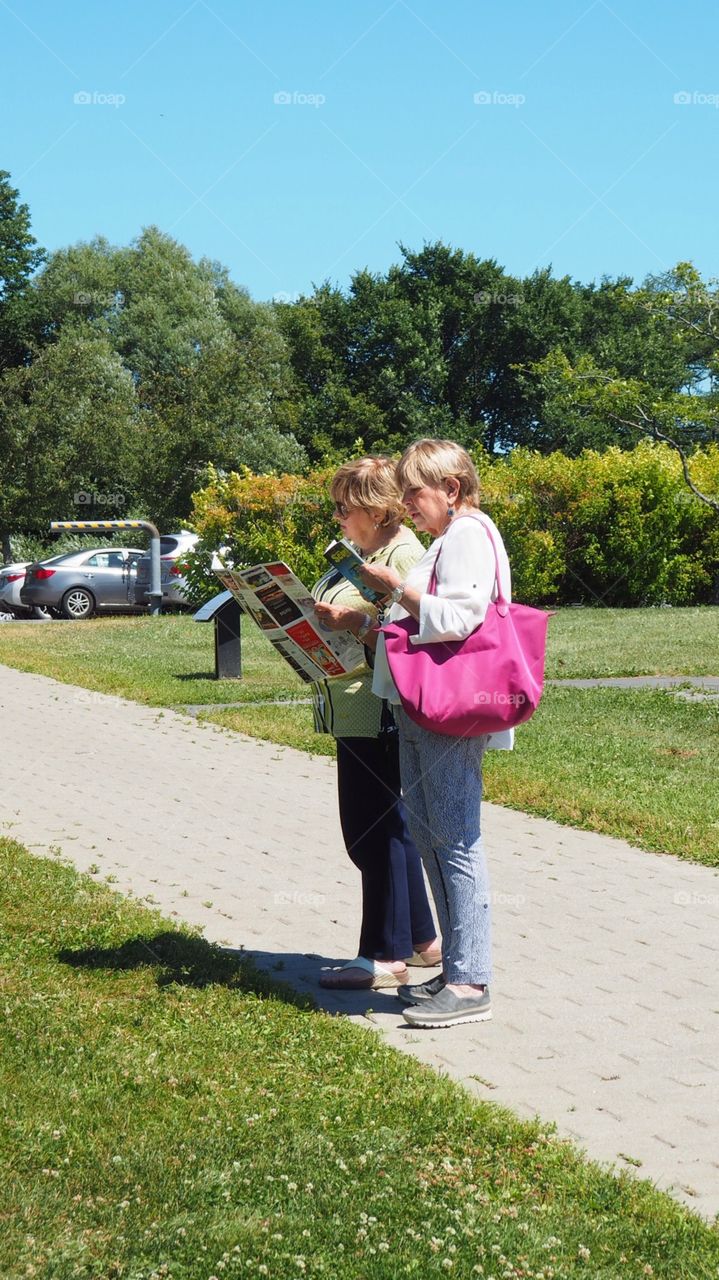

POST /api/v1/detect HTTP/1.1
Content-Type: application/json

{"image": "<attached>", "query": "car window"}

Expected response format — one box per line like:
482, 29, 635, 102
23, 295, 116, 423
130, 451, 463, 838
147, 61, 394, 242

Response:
41, 551, 81, 566
160, 538, 180, 555
85, 553, 110, 568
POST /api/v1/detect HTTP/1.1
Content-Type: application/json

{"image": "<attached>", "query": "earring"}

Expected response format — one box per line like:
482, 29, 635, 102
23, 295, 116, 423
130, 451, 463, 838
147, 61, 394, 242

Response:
447, 505, 455, 519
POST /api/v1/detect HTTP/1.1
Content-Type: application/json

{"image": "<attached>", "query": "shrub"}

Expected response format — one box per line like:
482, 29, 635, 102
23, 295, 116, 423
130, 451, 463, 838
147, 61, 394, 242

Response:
183, 464, 337, 604
478, 442, 719, 605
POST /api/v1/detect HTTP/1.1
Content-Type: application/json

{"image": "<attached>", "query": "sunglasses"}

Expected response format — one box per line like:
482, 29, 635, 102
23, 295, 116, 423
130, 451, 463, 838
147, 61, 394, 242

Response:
333, 502, 351, 517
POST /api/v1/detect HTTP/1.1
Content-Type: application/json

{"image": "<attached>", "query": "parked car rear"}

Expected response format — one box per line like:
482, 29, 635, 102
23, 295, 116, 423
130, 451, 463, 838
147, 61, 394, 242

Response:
128, 531, 199, 610
21, 548, 145, 619
0, 562, 51, 618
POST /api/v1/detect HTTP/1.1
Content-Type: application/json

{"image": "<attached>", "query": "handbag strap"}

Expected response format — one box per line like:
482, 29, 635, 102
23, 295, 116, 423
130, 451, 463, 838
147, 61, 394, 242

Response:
427, 512, 509, 616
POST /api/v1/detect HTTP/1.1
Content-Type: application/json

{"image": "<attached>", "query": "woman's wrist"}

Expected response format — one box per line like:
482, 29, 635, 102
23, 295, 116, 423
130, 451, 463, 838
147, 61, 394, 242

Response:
395, 585, 421, 620
356, 612, 373, 640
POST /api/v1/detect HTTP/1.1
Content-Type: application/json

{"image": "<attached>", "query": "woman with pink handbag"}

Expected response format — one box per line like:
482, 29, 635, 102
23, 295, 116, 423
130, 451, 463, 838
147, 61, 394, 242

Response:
360, 439, 529, 1029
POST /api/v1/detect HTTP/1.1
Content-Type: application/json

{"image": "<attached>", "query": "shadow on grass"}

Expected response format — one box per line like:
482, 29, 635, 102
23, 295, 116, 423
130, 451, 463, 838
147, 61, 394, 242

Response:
57, 934, 405, 1021
57, 928, 315, 1009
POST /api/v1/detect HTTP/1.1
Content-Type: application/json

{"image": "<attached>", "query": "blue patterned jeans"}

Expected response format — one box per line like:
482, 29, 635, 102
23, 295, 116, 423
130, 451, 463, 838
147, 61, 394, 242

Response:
396, 708, 492, 985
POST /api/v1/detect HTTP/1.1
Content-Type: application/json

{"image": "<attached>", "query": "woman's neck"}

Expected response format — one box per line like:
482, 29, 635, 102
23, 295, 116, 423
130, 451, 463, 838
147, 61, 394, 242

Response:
360, 524, 400, 555
430, 505, 473, 538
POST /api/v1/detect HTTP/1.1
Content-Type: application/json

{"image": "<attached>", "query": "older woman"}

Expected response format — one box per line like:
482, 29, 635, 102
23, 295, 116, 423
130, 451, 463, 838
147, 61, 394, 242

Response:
312, 456, 440, 990
361, 439, 513, 1028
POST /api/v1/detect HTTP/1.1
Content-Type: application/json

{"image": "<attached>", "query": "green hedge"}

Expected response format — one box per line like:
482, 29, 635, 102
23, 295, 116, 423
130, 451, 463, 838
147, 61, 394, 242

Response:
186, 444, 719, 607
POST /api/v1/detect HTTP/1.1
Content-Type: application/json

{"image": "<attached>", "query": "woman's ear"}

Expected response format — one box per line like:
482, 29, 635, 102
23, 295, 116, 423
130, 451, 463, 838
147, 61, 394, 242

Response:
443, 476, 461, 505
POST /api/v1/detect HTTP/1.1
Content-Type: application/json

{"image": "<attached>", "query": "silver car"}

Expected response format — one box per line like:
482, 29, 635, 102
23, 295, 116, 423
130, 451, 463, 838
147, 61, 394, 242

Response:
128, 531, 199, 609
0, 562, 51, 618
21, 548, 146, 619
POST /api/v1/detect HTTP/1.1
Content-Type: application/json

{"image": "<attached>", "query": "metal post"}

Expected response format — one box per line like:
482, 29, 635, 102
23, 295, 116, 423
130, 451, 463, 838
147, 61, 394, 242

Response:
147, 527, 162, 615
50, 519, 163, 615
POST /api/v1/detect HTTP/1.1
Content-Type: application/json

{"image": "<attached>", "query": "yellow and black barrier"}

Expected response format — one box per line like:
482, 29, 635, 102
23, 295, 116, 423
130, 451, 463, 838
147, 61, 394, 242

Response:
50, 520, 148, 531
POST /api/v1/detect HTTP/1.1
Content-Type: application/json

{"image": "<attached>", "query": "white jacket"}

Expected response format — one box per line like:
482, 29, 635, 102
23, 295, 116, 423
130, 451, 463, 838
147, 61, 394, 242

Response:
372, 511, 514, 750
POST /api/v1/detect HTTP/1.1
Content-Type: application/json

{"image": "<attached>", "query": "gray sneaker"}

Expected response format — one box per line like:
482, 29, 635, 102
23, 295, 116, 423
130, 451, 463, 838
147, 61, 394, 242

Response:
396, 974, 446, 1005
401, 985, 491, 1028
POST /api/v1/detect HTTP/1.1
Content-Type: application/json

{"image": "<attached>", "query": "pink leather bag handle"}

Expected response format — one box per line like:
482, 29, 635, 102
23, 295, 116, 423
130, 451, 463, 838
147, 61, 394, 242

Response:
427, 513, 509, 617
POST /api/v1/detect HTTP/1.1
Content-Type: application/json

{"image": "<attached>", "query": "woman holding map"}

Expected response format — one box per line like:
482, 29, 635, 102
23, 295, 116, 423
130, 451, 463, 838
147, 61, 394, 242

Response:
312, 456, 440, 991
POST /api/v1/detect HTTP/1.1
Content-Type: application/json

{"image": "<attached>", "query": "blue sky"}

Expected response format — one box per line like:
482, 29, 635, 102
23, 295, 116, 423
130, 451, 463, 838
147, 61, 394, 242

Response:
3, 0, 718, 301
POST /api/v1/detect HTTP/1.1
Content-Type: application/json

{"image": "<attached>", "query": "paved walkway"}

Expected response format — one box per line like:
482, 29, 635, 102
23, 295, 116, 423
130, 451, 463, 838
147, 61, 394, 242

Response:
2, 666, 718, 1219
547, 674, 719, 690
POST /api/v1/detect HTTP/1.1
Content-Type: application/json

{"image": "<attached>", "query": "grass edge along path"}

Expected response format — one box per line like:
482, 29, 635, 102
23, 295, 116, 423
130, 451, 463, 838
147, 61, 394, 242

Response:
200, 685, 719, 869
1, 837, 718, 1280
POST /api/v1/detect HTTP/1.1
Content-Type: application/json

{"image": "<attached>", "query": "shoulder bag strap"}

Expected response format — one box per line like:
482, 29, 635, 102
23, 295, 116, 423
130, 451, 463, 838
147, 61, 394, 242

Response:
427, 513, 508, 612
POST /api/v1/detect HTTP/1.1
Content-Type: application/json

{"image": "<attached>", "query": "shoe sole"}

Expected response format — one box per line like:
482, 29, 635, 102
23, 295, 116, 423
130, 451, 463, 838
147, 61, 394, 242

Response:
320, 975, 405, 990
402, 1008, 492, 1028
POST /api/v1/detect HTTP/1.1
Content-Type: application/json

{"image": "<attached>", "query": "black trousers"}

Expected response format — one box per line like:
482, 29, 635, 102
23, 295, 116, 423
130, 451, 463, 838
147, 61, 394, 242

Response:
336, 735, 436, 961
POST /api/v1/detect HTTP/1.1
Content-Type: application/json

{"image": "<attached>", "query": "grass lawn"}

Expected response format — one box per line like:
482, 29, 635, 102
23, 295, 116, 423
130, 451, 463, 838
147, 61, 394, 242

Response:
486, 687, 719, 866
544, 606, 719, 679
2, 836, 718, 1280
1, 609, 718, 864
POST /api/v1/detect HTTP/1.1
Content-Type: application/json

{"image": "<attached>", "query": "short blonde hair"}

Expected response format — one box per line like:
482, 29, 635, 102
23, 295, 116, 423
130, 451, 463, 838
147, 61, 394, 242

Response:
396, 439, 481, 509
330, 456, 405, 528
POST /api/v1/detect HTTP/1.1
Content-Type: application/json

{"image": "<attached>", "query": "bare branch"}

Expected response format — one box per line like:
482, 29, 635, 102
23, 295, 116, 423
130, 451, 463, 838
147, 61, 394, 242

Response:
561, 370, 719, 511
607, 411, 719, 512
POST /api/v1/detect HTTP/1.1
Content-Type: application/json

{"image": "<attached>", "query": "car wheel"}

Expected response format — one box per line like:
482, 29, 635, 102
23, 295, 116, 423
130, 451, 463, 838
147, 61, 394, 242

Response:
61, 587, 95, 620
31, 605, 51, 620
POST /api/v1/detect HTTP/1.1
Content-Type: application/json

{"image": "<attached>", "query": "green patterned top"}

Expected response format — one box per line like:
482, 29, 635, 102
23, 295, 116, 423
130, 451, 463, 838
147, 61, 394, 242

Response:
311, 526, 425, 738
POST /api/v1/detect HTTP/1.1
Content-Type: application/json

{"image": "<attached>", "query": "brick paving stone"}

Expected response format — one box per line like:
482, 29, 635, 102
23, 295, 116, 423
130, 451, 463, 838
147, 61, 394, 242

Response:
2, 665, 718, 1218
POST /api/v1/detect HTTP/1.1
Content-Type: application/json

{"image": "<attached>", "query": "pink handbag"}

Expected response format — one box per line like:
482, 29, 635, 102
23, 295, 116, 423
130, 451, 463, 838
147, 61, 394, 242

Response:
381, 515, 551, 737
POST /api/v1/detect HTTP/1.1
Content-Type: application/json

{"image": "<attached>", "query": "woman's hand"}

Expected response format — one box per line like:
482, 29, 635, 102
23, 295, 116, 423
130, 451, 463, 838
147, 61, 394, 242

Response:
314, 602, 368, 634
358, 563, 401, 597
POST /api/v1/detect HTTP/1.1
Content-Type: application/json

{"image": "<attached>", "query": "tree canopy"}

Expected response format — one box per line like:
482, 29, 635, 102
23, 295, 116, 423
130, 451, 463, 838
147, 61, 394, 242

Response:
275, 242, 703, 460
0, 170, 45, 373
1, 169, 717, 553
0, 212, 306, 540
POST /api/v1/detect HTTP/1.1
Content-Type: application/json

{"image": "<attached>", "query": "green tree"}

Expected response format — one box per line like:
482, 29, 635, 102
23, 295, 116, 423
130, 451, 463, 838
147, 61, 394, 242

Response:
26, 228, 306, 526
0, 170, 45, 373
532, 263, 719, 509
279, 243, 692, 460
0, 327, 139, 545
